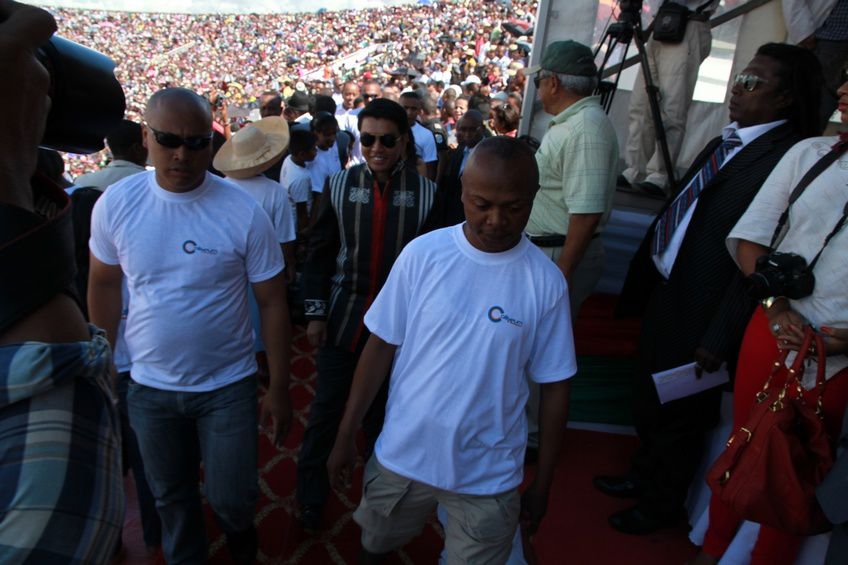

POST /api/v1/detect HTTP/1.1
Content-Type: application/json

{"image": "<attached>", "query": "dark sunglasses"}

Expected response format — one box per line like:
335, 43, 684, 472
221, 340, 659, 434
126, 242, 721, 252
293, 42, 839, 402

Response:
360, 132, 399, 148
363, 93, 379, 100
148, 126, 213, 150
732, 73, 769, 92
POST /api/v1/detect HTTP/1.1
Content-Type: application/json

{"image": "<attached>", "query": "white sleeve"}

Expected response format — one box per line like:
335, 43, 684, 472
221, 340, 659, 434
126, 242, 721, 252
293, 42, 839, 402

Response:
420, 128, 438, 163
726, 142, 802, 266
289, 177, 311, 204
246, 203, 285, 282
363, 250, 413, 346
273, 190, 296, 244
274, 189, 297, 243
89, 193, 120, 265
781, 0, 836, 44
526, 292, 577, 383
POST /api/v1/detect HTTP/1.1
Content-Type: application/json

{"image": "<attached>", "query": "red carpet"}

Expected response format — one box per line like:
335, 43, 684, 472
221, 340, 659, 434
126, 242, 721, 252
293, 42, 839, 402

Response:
118, 296, 698, 564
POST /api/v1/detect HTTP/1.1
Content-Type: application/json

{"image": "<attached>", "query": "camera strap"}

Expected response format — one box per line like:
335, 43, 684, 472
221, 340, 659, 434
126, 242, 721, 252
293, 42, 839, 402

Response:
807, 201, 848, 273
768, 139, 848, 253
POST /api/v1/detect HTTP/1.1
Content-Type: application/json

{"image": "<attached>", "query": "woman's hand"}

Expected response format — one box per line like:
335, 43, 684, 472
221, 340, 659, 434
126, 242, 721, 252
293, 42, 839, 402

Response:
767, 308, 806, 351
820, 326, 848, 356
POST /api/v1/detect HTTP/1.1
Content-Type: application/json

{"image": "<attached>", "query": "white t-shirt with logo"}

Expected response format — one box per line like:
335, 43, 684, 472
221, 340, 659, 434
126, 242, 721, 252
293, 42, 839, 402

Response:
228, 175, 296, 244
89, 170, 284, 392
411, 121, 438, 164
366, 224, 577, 495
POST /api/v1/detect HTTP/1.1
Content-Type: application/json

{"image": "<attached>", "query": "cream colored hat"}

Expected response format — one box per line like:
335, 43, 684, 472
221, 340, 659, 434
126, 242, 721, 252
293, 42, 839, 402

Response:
213, 117, 290, 179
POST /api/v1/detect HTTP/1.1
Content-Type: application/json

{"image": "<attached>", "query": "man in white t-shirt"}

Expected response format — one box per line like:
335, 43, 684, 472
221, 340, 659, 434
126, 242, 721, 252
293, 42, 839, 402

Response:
87, 88, 292, 565
327, 137, 576, 563
400, 90, 439, 180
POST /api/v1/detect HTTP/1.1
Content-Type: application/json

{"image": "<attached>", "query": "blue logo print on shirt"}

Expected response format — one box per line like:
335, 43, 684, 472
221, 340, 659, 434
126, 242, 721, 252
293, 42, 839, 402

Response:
182, 240, 219, 255
488, 306, 524, 327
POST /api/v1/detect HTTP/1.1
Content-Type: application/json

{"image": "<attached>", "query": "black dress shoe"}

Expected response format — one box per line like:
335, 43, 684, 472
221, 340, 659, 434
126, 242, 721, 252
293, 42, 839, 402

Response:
633, 181, 667, 198
608, 505, 681, 535
593, 475, 643, 498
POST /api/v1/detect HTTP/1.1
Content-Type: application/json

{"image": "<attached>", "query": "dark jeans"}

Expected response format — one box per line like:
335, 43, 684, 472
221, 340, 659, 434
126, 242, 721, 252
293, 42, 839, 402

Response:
117, 372, 161, 548
296, 345, 388, 509
128, 375, 258, 564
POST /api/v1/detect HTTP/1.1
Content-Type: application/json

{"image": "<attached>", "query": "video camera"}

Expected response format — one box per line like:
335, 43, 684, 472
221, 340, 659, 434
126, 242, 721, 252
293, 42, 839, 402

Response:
606, 0, 643, 42
617, 0, 644, 25
37, 36, 126, 154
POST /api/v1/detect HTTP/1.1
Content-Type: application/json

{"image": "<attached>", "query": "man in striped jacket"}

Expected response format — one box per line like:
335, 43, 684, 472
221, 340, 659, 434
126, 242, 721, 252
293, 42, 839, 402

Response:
297, 98, 437, 530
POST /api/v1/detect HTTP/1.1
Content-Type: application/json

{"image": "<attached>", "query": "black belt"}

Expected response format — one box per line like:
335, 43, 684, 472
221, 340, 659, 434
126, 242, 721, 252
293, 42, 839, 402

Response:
527, 233, 599, 247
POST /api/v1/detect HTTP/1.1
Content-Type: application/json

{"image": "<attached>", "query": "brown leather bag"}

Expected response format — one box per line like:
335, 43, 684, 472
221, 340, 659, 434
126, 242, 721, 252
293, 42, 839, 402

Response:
707, 326, 834, 535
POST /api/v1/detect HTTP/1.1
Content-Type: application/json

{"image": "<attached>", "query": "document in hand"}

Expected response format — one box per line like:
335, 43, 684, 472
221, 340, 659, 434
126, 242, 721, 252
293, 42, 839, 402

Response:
651, 362, 730, 404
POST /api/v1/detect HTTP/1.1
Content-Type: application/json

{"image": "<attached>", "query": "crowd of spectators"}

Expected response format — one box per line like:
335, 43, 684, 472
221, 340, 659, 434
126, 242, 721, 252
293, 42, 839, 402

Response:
47, 0, 536, 176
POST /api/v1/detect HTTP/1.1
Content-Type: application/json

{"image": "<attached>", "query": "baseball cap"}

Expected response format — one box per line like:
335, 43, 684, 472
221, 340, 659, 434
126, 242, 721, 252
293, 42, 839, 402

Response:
525, 40, 596, 77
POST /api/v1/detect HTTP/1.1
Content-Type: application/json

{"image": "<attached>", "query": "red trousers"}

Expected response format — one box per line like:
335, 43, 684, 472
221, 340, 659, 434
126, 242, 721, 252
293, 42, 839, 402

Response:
702, 308, 848, 564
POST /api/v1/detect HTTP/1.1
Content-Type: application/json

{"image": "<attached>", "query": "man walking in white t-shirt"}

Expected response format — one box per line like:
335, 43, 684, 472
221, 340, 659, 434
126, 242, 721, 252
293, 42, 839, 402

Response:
87, 88, 292, 564
327, 137, 576, 563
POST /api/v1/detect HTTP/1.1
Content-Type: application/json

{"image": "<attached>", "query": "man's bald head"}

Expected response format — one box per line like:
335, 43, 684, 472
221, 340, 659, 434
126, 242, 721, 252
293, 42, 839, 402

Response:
460, 137, 539, 252
144, 88, 212, 126
142, 88, 213, 193
465, 137, 539, 197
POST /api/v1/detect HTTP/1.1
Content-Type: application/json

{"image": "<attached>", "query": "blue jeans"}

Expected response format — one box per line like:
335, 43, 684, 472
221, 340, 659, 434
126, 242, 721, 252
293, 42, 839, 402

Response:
117, 372, 161, 548
127, 375, 258, 564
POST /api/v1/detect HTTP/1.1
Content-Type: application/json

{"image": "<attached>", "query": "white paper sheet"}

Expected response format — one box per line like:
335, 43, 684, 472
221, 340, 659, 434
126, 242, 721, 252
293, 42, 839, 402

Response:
651, 362, 730, 404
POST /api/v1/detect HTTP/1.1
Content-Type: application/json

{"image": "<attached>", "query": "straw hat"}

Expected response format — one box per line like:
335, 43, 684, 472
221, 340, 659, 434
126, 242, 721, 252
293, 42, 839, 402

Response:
213, 117, 290, 179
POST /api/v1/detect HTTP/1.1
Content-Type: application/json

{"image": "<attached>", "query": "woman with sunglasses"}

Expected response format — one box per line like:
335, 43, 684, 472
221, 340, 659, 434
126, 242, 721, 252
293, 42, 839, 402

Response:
690, 79, 848, 565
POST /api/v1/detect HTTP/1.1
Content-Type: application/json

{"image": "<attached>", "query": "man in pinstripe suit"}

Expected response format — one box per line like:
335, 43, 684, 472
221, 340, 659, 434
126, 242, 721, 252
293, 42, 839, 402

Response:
595, 44, 824, 535
297, 99, 437, 530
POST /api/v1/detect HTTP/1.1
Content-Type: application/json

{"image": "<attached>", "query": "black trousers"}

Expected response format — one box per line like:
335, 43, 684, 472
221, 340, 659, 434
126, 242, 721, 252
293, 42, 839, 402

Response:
296, 345, 388, 508
629, 284, 723, 518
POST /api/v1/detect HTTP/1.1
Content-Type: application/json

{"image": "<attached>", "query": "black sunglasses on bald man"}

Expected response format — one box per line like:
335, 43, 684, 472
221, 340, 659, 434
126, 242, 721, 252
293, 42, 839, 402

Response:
148, 126, 213, 150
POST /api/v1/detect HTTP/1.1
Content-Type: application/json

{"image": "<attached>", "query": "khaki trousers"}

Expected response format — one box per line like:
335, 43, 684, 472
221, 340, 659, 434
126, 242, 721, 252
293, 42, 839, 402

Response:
621, 20, 712, 190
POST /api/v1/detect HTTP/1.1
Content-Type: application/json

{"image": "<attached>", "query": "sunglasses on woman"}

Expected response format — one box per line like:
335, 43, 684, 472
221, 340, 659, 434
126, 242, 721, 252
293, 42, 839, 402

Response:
148, 126, 213, 150
360, 132, 399, 148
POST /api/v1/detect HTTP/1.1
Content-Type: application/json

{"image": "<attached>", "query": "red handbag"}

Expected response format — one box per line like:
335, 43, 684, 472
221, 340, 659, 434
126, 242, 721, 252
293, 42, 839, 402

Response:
706, 326, 834, 535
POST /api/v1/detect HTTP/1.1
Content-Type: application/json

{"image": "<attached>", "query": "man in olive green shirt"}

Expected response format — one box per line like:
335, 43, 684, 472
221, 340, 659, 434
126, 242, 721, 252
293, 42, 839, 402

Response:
525, 40, 619, 319
523, 41, 619, 453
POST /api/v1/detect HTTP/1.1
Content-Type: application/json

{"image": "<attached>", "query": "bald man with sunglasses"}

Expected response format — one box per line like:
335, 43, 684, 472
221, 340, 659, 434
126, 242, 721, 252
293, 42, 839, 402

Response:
88, 88, 292, 564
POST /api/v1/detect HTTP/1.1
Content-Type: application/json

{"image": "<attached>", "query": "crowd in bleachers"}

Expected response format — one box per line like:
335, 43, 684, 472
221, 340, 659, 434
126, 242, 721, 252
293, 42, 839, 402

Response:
48, 0, 535, 176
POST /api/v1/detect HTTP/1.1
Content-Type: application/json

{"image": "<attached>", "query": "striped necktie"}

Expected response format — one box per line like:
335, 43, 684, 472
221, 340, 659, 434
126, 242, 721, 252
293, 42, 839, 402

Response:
652, 132, 743, 256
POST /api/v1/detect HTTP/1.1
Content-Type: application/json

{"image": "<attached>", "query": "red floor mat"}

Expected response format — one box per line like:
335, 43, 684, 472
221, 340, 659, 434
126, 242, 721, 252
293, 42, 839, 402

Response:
119, 323, 696, 564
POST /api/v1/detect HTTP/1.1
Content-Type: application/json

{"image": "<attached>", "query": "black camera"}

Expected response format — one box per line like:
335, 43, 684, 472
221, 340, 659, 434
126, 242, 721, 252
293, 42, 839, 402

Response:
745, 252, 816, 300
37, 36, 126, 155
